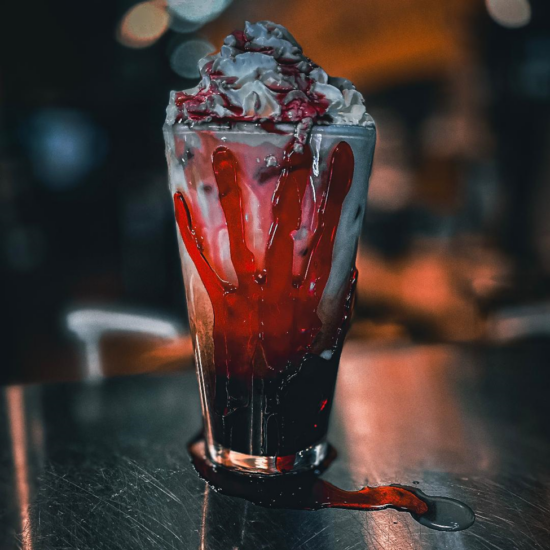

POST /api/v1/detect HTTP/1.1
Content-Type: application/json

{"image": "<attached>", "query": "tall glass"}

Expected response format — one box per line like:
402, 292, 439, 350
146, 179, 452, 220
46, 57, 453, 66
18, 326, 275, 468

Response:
164, 121, 375, 474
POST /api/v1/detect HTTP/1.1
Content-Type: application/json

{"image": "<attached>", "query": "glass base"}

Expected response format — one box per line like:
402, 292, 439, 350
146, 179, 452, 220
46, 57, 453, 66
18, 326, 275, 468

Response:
207, 440, 328, 475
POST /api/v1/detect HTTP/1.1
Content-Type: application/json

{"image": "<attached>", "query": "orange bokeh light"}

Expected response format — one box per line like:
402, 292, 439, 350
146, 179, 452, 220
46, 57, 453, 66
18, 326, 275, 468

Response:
117, 1, 170, 49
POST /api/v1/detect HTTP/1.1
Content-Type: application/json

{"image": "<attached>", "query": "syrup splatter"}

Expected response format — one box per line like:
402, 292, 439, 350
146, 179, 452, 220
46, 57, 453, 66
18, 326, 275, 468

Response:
189, 437, 475, 532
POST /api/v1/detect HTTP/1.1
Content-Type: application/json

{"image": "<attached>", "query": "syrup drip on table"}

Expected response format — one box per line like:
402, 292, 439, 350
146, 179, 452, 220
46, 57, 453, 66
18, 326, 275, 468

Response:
174, 141, 355, 381
189, 438, 475, 532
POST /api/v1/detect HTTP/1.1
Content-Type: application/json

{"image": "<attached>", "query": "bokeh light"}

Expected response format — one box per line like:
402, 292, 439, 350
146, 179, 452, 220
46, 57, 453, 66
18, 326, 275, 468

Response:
168, 11, 203, 34
22, 109, 108, 190
486, 0, 532, 28
167, 0, 231, 25
117, 1, 170, 49
169, 39, 215, 78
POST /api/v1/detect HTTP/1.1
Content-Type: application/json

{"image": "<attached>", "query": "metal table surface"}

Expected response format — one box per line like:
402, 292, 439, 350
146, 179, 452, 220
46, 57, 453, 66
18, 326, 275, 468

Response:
2, 340, 550, 549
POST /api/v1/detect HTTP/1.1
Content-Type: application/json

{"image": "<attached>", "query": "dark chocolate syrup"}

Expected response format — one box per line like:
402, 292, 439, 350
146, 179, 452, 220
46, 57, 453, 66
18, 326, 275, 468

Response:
189, 437, 475, 532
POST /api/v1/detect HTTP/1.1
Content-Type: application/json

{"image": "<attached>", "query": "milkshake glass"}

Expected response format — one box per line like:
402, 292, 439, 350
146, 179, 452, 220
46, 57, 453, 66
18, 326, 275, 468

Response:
164, 121, 375, 473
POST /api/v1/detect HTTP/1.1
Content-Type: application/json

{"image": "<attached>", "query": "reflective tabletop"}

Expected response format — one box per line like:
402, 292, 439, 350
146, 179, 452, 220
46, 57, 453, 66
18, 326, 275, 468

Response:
2, 340, 550, 549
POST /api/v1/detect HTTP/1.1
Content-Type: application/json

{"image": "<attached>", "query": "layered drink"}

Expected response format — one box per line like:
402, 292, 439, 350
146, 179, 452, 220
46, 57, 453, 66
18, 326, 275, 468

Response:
164, 21, 375, 474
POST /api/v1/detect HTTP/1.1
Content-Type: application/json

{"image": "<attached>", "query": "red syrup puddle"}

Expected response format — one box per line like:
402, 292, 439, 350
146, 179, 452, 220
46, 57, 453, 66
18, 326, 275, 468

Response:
174, 141, 354, 381
189, 437, 475, 532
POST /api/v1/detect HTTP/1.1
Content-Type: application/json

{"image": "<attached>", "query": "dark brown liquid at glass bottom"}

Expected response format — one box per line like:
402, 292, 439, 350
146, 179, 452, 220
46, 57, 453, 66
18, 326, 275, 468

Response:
211, 348, 342, 457
189, 437, 475, 532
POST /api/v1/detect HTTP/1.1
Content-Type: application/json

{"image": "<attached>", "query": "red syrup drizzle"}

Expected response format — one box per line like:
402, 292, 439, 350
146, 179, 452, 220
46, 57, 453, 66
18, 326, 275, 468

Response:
189, 438, 476, 532
173, 29, 330, 126
174, 88, 330, 129
174, 141, 355, 384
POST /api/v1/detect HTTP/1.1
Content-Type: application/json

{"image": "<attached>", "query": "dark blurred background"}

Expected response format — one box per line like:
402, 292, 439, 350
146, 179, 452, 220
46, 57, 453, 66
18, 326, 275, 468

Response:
1, 0, 550, 385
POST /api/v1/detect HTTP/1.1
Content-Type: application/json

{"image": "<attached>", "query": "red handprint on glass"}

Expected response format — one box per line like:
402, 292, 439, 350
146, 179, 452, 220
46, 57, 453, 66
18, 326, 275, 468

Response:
174, 141, 355, 383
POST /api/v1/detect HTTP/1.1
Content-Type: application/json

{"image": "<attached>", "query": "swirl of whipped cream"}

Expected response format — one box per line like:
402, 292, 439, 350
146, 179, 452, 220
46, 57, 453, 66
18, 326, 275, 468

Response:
166, 21, 370, 150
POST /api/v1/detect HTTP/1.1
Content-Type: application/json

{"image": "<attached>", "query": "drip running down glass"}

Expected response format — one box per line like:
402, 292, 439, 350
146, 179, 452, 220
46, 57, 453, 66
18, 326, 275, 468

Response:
164, 122, 375, 474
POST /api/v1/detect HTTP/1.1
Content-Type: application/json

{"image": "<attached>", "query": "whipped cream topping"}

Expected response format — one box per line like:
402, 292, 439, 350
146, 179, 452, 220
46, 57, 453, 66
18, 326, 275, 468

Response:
166, 21, 370, 151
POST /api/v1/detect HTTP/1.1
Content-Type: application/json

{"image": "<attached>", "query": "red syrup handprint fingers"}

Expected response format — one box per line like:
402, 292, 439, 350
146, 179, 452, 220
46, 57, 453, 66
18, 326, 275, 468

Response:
174, 141, 354, 384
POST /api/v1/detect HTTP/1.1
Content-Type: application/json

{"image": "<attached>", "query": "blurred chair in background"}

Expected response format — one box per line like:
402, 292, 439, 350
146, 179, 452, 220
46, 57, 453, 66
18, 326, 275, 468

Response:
66, 308, 192, 380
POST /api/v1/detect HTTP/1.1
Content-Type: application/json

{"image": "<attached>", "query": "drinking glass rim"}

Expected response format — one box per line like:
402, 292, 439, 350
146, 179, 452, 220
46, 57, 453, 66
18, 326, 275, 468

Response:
164, 119, 375, 139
